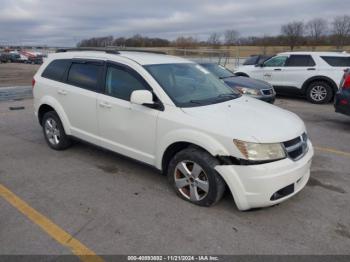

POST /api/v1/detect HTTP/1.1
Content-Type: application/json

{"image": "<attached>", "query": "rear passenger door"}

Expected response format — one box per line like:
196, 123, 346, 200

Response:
282, 55, 317, 89
97, 62, 159, 165
58, 59, 104, 144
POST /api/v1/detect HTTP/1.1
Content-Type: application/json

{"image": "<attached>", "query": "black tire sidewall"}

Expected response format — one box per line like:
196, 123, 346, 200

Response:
167, 147, 225, 206
42, 111, 71, 150
306, 81, 333, 104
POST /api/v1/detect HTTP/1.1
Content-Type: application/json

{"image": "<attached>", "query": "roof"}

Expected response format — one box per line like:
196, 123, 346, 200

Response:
48, 50, 192, 65
119, 51, 191, 65
278, 51, 349, 57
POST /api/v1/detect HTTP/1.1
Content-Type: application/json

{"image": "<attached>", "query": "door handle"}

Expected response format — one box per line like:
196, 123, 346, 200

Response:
99, 102, 112, 109
264, 74, 271, 77
57, 89, 67, 95
307, 68, 316, 71
274, 68, 282, 71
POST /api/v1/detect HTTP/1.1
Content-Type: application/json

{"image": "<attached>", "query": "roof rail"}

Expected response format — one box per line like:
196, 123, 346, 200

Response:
117, 48, 167, 55
56, 48, 120, 54
56, 47, 167, 55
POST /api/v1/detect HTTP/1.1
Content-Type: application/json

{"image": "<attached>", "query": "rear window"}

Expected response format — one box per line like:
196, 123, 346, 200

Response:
321, 56, 350, 67
67, 62, 103, 91
42, 59, 71, 82
285, 55, 315, 67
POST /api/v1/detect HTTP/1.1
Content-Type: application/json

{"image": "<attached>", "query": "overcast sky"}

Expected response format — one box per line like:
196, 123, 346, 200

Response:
0, 0, 346, 47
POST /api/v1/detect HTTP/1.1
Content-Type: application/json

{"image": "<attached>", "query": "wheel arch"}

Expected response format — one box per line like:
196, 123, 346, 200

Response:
302, 75, 338, 95
234, 72, 249, 77
157, 130, 231, 173
161, 142, 210, 174
37, 97, 71, 135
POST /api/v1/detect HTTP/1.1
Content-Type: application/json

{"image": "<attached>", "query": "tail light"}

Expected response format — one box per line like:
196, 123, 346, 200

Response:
342, 70, 350, 90
32, 78, 36, 88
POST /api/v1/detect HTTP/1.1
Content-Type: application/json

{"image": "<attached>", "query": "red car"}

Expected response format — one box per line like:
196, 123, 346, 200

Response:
335, 69, 350, 116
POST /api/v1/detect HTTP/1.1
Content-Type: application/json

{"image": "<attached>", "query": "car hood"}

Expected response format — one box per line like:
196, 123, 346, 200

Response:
181, 96, 305, 143
223, 76, 271, 90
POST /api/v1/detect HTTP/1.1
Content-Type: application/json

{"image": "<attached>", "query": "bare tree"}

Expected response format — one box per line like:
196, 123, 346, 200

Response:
224, 30, 239, 45
306, 18, 328, 47
174, 36, 198, 48
281, 21, 304, 50
332, 15, 350, 49
207, 32, 221, 46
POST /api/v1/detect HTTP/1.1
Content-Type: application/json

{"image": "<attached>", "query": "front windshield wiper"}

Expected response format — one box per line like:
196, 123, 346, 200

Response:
189, 93, 239, 105
219, 75, 235, 79
216, 93, 239, 99
189, 99, 205, 105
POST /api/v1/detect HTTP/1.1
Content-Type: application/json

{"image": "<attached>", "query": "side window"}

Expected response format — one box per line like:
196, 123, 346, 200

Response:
67, 62, 103, 91
285, 55, 316, 67
263, 56, 288, 67
41, 59, 71, 82
321, 56, 350, 67
105, 65, 148, 101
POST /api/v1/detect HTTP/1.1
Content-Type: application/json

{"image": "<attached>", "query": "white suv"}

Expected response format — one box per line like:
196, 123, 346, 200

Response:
33, 49, 313, 211
235, 52, 350, 104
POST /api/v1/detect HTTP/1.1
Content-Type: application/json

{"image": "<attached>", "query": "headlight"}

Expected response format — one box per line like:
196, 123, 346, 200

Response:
236, 87, 260, 96
233, 140, 286, 161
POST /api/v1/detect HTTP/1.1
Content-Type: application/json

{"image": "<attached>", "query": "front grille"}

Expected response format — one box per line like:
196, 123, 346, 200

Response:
261, 89, 273, 96
283, 133, 308, 161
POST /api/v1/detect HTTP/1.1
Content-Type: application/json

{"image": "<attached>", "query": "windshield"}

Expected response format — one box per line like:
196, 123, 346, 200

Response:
200, 63, 235, 79
145, 63, 240, 107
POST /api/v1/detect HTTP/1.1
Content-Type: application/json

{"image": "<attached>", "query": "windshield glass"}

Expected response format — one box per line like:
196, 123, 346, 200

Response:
145, 63, 240, 107
200, 63, 235, 79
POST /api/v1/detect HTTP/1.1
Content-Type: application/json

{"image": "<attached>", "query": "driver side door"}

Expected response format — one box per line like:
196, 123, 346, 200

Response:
97, 62, 160, 165
260, 55, 289, 86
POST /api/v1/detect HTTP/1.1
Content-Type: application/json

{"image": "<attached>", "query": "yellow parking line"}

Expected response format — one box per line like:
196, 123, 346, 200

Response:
0, 184, 104, 262
314, 146, 350, 158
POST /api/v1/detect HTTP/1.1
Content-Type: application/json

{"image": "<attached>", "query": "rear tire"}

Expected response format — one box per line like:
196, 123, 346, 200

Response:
42, 111, 71, 150
167, 147, 226, 207
306, 81, 333, 104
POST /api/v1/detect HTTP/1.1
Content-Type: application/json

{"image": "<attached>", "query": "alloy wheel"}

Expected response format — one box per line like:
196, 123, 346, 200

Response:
310, 85, 327, 102
174, 160, 209, 201
44, 118, 61, 145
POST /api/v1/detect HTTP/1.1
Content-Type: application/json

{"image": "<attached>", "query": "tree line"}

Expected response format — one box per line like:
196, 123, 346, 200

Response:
77, 15, 350, 50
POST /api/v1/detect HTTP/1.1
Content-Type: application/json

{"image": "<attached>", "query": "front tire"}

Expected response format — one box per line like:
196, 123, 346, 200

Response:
167, 147, 226, 206
42, 111, 71, 150
306, 81, 333, 104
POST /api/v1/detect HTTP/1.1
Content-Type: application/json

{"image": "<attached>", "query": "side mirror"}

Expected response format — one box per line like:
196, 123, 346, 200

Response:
130, 90, 154, 105
255, 63, 264, 67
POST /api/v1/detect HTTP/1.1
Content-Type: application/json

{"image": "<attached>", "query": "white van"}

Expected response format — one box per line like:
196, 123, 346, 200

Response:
33, 49, 313, 211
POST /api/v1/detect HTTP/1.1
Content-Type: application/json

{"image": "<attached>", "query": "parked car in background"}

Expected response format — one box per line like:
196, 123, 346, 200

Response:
235, 52, 350, 104
335, 69, 350, 116
200, 63, 275, 103
33, 49, 313, 211
25, 55, 43, 64
9, 53, 21, 62
239, 54, 272, 67
0, 53, 11, 63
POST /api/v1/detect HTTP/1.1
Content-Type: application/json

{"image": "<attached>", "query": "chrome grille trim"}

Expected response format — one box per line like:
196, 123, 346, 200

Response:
283, 133, 308, 161
261, 88, 274, 96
